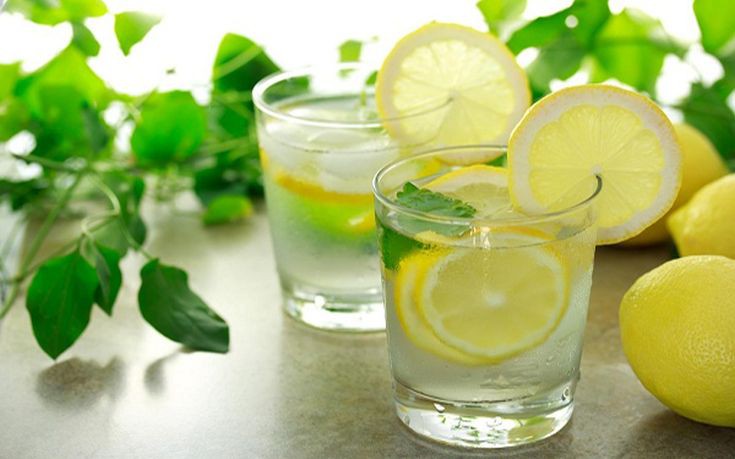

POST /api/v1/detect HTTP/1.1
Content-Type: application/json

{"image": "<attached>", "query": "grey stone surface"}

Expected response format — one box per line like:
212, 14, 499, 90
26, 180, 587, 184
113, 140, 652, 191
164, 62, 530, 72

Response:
0, 206, 733, 458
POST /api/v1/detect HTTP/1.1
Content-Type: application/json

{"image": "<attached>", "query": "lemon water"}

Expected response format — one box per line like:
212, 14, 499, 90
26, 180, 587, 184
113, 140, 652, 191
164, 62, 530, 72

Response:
258, 95, 400, 331
379, 217, 596, 446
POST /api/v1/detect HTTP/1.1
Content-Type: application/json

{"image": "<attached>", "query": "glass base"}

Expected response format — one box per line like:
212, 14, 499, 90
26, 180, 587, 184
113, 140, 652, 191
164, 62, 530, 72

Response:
394, 381, 573, 449
282, 284, 385, 332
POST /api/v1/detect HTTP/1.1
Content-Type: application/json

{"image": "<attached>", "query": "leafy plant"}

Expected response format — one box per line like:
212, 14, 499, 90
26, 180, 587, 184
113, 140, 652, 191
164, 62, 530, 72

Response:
0, 0, 277, 357
483, 0, 735, 161
2, 0, 734, 359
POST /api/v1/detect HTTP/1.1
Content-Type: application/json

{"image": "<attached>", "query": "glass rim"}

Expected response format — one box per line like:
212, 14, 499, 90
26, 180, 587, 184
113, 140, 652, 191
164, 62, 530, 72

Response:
251, 62, 452, 129
372, 145, 603, 227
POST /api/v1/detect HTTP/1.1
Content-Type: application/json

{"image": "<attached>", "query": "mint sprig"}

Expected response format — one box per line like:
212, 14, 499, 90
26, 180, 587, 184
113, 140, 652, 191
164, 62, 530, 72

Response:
395, 182, 476, 237
379, 182, 476, 270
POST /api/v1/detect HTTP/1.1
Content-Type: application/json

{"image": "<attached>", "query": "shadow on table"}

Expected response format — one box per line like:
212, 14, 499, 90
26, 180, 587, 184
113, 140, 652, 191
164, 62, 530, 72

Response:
143, 347, 191, 396
621, 409, 735, 456
35, 357, 125, 410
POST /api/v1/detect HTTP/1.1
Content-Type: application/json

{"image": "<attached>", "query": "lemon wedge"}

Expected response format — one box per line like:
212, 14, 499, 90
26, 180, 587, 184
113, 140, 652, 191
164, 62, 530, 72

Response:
507, 84, 682, 244
376, 22, 530, 160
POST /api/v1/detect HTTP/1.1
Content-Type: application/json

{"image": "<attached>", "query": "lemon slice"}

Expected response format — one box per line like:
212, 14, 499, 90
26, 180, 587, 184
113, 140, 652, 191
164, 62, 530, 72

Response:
394, 252, 486, 365
261, 149, 374, 236
424, 165, 513, 217
507, 84, 682, 244
375, 22, 530, 160
415, 232, 569, 361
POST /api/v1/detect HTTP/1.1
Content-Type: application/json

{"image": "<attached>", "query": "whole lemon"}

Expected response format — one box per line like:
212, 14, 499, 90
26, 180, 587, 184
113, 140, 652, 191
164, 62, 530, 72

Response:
622, 123, 728, 246
668, 174, 735, 259
619, 255, 735, 427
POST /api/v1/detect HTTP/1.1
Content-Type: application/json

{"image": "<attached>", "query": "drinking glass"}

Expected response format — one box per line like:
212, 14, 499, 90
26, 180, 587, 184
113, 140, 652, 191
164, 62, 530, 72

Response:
253, 64, 443, 332
373, 145, 601, 447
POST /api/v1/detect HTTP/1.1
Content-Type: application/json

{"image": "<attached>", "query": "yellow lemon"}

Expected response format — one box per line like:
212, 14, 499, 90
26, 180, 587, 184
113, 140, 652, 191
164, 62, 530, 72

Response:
668, 174, 735, 259
619, 255, 735, 427
623, 123, 728, 246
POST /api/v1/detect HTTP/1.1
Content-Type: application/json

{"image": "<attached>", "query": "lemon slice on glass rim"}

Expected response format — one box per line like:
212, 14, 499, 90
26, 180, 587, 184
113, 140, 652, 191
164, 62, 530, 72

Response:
375, 22, 530, 163
507, 84, 682, 244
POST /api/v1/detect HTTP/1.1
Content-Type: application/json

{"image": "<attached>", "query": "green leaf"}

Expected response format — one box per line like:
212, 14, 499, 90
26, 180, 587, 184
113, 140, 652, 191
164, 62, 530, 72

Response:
71, 22, 100, 56
694, 0, 735, 55
0, 98, 30, 141
508, 0, 609, 53
93, 173, 147, 254
0, 178, 47, 210
138, 259, 230, 353
7, 0, 107, 25
378, 223, 425, 271
131, 91, 207, 166
477, 0, 526, 34
0, 62, 21, 100
15, 47, 109, 117
339, 39, 362, 62
82, 241, 122, 315
26, 250, 99, 359
29, 85, 110, 160
527, 37, 585, 94
212, 33, 279, 95
396, 182, 476, 218
394, 182, 476, 237
202, 194, 253, 225
114, 12, 161, 56
592, 9, 667, 94
680, 82, 735, 160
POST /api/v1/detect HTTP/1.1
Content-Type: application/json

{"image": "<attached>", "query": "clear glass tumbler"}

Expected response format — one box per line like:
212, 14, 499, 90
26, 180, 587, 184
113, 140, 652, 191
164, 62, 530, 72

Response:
373, 145, 601, 447
253, 64, 442, 332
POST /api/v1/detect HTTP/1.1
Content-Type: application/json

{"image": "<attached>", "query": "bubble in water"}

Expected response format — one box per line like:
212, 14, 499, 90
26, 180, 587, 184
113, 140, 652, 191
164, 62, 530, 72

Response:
433, 403, 446, 413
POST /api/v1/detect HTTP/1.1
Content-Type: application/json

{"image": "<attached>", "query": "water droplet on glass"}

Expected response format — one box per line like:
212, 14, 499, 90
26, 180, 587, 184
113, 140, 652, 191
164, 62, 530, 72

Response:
562, 387, 571, 401
433, 403, 446, 413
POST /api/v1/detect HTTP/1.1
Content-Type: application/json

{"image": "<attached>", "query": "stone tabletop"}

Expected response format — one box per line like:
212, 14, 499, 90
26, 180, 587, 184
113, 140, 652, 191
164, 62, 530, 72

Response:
1, 206, 733, 458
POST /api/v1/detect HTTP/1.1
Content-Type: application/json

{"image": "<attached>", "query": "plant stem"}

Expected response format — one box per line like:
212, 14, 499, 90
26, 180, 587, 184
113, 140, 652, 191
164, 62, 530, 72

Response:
0, 172, 86, 319
92, 175, 154, 259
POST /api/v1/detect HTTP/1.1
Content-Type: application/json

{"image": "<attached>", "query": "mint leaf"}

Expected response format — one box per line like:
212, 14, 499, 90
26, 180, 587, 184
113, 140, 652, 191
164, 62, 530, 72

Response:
694, 0, 735, 56
394, 182, 476, 237
71, 21, 100, 56
82, 241, 122, 315
114, 12, 161, 56
202, 194, 253, 225
212, 33, 279, 95
339, 39, 362, 62
477, 0, 526, 34
396, 182, 476, 219
26, 250, 99, 359
131, 91, 207, 166
378, 224, 426, 271
138, 260, 229, 353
